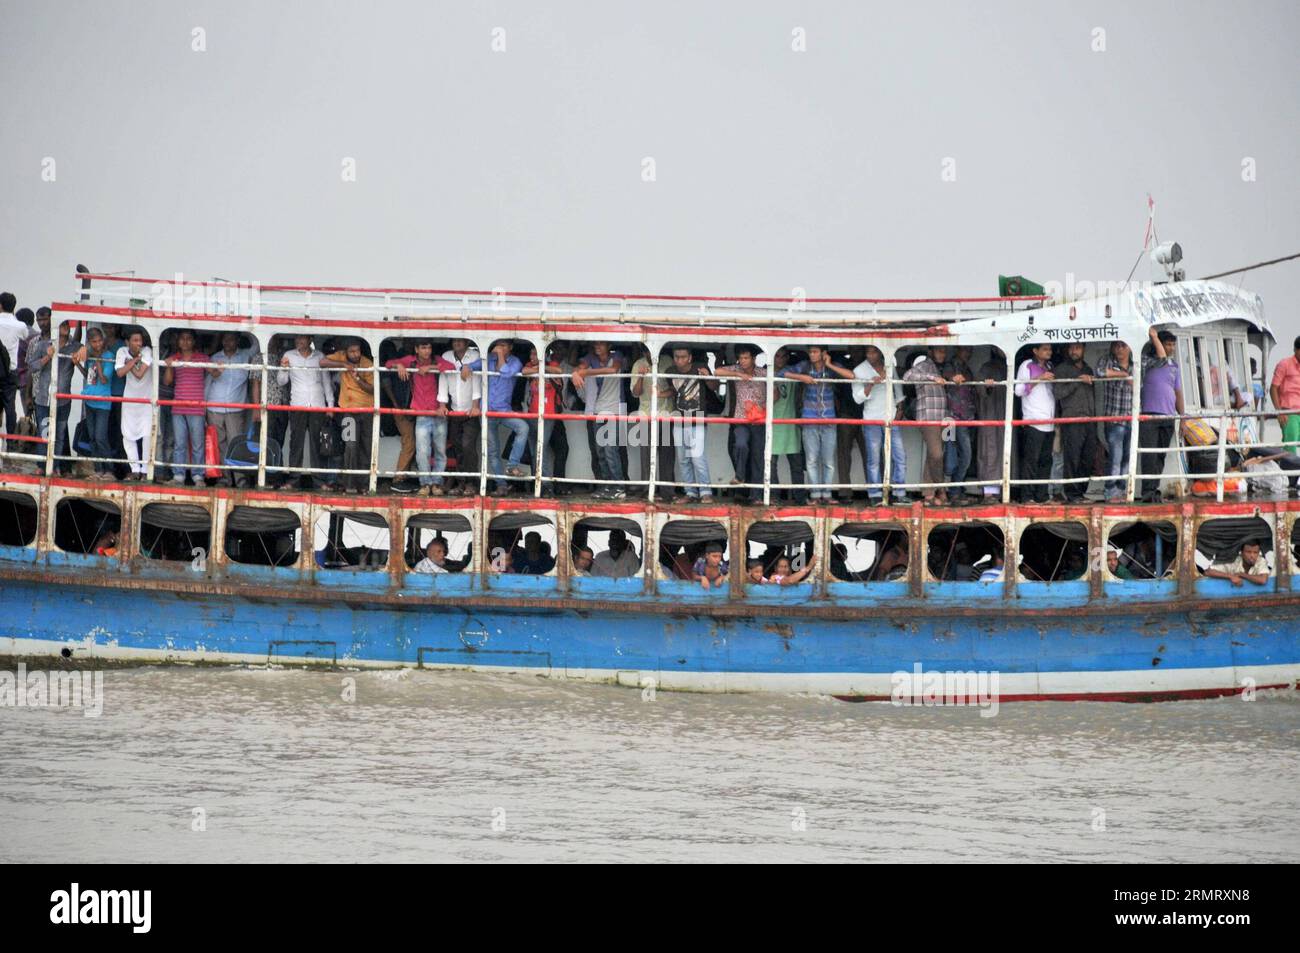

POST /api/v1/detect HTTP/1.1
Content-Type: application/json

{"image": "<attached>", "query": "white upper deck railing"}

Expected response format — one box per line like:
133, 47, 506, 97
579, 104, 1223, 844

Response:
72, 272, 1049, 328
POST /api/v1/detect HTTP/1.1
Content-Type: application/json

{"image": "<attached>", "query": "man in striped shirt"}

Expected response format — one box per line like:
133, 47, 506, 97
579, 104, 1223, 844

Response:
163, 330, 210, 486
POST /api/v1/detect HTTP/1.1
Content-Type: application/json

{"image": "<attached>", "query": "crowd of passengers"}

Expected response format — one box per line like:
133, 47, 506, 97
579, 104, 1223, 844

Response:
394, 520, 1275, 589
73, 518, 1281, 591
3, 295, 1300, 503
356, 527, 816, 589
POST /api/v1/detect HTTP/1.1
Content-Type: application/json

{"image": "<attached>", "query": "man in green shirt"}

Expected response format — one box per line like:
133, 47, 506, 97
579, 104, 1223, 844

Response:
769, 348, 807, 503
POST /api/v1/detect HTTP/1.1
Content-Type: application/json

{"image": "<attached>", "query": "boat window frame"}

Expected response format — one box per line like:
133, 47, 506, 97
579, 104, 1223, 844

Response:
744, 518, 816, 587
923, 520, 1005, 584
52, 495, 123, 556
403, 510, 475, 574
137, 501, 214, 564
1104, 518, 1179, 582
0, 489, 39, 549
311, 509, 391, 572
486, 511, 560, 577
1017, 520, 1090, 584
223, 504, 304, 568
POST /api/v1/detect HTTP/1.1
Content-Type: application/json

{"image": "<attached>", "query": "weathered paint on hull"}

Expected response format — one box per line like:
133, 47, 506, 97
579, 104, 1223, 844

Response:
2, 579, 1296, 701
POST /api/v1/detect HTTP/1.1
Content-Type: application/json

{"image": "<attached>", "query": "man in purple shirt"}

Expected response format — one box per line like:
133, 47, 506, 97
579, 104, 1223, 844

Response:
1138, 327, 1184, 502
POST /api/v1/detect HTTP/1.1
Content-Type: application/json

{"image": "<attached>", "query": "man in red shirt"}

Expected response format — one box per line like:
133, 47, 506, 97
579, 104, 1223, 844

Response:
386, 340, 454, 496
1270, 335, 1300, 452
522, 345, 564, 496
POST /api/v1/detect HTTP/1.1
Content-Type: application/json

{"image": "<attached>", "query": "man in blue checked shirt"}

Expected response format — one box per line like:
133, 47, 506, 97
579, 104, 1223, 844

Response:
778, 344, 856, 502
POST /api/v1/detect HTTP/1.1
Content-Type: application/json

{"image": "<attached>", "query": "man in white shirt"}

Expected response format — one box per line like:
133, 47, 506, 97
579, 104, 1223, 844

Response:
277, 334, 334, 488
1205, 541, 1271, 587
413, 538, 450, 574
441, 339, 481, 493
206, 332, 262, 486
0, 292, 24, 445
852, 345, 908, 504
591, 529, 641, 578
114, 330, 153, 478
1014, 343, 1056, 503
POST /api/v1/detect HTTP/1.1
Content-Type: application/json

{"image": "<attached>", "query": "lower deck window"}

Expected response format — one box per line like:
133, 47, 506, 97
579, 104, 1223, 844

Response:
830, 523, 908, 582
745, 520, 814, 586
926, 522, 1004, 582
487, 512, 557, 575
225, 507, 301, 567
54, 498, 121, 555
1195, 517, 1274, 580
572, 517, 643, 578
139, 503, 212, 563
0, 490, 37, 547
405, 513, 473, 573
658, 519, 729, 585
314, 512, 389, 570
1019, 523, 1088, 582
1107, 521, 1178, 580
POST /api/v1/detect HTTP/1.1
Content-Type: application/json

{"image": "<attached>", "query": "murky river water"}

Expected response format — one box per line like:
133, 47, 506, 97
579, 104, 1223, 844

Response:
2, 667, 1298, 862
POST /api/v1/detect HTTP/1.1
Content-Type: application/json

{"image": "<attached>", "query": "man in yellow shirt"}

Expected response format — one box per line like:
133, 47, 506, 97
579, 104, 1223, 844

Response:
320, 339, 375, 494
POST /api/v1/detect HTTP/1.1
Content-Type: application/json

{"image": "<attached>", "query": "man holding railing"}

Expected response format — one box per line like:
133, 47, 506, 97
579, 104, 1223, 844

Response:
163, 330, 208, 486
278, 334, 333, 490
1138, 327, 1183, 503
1014, 342, 1055, 504
206, 332, 260, 487
387, 340, 455, 497
903, 346, 950, 504
1052, 342, 1099, 503
521, 345, 564, 496
464, 340, 526, 495
440, 338, 481, 495
27, 307, 81, 474
78, 327, 117, 480
714, 344, 767, 504
941, 346, 978, 501
321, 340, 375, 495
1095, 340, 1134, 502
852, 344, 907, 505
780, 344, 855, 503
573, 341, 628, 499
665, 346, 719, 503
114, 330, 153, 480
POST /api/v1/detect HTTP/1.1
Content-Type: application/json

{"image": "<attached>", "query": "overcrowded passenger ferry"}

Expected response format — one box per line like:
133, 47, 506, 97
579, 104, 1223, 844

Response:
0, 267, 1297, 702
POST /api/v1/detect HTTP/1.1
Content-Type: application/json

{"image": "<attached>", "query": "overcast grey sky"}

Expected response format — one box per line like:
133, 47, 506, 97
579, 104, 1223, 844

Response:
3, 0, 1297, 365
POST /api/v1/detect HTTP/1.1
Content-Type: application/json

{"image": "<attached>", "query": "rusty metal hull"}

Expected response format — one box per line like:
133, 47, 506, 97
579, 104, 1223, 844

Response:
2, 568, 1298, 701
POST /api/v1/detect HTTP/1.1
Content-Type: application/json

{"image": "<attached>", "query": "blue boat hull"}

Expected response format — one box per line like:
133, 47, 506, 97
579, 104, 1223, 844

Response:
3, 576, 1297, 701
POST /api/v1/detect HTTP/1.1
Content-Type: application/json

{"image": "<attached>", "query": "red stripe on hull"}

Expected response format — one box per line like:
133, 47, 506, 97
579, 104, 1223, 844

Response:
833, 684, 1296, 704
